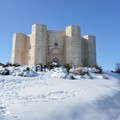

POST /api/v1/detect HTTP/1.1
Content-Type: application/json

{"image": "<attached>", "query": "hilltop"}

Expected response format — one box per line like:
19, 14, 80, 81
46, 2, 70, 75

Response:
0, 66, 120, 120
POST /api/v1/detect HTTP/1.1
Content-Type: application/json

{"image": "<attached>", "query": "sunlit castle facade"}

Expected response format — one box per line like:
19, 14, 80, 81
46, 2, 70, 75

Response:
11, 24, 96, 67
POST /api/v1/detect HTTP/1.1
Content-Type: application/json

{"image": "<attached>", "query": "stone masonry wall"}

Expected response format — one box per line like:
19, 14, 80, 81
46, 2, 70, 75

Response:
12, 24, 96, 67
12, 33, 28, 65
47, 30, 65, 65
83, 35, 96, 67
65, 25, 82, 67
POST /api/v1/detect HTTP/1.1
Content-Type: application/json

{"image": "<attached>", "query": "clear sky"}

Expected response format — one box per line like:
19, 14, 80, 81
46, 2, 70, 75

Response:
0, 0, 120, 70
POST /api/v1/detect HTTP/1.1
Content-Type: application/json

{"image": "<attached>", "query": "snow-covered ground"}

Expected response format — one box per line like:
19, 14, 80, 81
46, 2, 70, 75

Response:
0, 67, 120, 120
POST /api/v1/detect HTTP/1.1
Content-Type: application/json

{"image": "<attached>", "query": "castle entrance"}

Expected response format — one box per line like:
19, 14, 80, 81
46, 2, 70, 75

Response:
52, 57, 59, 65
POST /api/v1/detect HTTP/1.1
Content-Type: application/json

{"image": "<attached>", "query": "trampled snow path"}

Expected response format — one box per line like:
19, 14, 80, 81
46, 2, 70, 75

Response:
0, 71, 120, 120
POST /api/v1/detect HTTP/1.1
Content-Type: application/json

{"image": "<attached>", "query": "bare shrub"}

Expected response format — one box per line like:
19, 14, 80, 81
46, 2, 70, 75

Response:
115, 63, 120, 73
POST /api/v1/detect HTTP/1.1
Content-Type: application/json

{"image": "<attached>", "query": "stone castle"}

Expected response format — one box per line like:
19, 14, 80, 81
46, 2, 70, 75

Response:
11, 24, 96, 67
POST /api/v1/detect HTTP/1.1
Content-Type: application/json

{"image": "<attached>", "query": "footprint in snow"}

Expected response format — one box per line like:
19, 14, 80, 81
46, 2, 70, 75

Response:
0, 101, 10, 119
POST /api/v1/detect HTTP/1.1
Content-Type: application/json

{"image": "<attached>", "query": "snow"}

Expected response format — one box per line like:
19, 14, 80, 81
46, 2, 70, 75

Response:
0, 67, 120, 120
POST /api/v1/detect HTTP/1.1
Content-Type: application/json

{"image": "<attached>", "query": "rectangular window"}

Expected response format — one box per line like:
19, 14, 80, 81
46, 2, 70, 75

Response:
54, 43, 58, 46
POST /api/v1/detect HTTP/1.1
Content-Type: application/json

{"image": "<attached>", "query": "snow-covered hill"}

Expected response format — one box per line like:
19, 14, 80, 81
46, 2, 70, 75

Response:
0, 67, 120, 120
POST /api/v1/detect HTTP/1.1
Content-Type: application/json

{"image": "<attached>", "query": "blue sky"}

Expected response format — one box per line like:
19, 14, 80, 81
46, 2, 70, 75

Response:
0, 0, 120, 70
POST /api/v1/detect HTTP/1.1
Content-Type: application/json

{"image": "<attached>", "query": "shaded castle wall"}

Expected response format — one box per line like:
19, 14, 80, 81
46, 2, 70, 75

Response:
82, 37, 89, 67
65, 25, 82, 67
83, 35, 96, 67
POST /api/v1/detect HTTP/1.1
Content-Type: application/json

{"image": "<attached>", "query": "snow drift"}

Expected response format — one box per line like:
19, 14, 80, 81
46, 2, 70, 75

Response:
0, 66, 120, 120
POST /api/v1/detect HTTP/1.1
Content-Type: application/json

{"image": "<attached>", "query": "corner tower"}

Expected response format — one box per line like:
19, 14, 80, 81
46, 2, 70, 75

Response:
65, 25, 82, 67
11, 33, 29, 65
83, 35, 96, 67
29, 24, 47, 65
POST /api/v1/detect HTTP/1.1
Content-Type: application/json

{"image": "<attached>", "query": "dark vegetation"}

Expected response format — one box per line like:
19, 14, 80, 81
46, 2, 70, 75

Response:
1, 62, 20, 67
0, 63, 4, 66
0, 62, 20, 75
0, 61, 104, 78
94, 64, 103, 74
64, 63, 71, 74
115, 63, 120, 74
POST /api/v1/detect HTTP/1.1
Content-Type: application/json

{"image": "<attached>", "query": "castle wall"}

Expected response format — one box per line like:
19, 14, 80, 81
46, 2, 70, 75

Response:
65, 26, 82, 67
65, 26, 72, 64
12, 24, 96, 67
80, 37, 86, 67
11, 33, 28, 65
31, 24, 47, 65
25, 36, 30, 65
88, 35, 96, 67
82, 36, 89, 67
28, 34, 35, 65
83, 35, 96, 67
47, 30, 65, 65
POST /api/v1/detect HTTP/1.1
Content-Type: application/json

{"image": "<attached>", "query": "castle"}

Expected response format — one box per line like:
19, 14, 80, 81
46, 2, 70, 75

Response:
11, 24, 96, 67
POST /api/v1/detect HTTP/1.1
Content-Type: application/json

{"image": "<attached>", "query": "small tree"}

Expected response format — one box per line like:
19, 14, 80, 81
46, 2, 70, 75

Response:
95, 64, 103, 74
64, 63, 71, 74
115, 63, 120, 73
46, 62, 54, 70
3, 62, 12, 67
0, 63, 4, 66
12, 63, 20, 67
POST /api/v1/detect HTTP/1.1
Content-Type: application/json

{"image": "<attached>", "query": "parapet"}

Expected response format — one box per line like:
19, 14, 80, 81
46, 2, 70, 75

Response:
32, 24, 47, 34
65, 25, 81, 36
83, 35, 96, 40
